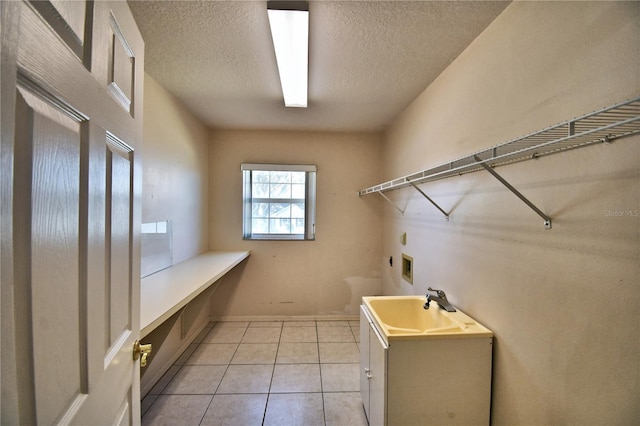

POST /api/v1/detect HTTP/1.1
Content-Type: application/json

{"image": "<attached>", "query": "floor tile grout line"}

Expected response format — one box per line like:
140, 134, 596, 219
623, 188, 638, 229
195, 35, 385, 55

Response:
142, 320, 363, 424
315, 321, 328, 425
261, 364, 276, 425
200, 323, 258, 424
196, 322, 247, 425
195, 345, 215, 426
261, 323, 283, 426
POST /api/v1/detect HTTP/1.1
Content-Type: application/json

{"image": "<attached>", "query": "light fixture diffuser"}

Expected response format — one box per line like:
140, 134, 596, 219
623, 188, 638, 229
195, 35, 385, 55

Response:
267, 1, 309, 108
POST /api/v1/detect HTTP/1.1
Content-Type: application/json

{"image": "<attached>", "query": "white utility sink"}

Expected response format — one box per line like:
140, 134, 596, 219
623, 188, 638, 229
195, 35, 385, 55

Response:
360, 295, 494, 425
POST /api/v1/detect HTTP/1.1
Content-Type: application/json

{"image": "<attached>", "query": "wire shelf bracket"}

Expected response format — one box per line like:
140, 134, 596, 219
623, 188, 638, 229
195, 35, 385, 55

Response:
406, 178, 449, 221
377, 191, 406, 216
474, 156, 551, 229
357, 96, 640, 229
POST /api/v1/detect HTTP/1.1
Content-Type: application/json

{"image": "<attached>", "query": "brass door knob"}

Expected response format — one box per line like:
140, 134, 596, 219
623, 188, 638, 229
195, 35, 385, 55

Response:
133, 340, 152, 367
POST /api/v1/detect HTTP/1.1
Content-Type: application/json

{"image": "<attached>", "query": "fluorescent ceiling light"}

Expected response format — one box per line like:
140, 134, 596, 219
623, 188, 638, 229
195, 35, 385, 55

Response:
267, 2, 309, 108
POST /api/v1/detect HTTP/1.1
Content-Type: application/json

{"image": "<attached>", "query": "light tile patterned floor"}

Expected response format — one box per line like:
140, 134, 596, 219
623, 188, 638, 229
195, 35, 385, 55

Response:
142, 320, 368, 426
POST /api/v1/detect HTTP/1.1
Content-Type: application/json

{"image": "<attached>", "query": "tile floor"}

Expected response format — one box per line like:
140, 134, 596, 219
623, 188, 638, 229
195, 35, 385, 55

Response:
142, 320, 368, 426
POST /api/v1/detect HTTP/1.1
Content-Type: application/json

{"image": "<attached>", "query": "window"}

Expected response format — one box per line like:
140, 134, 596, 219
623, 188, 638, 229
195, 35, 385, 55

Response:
242, 163, 316, 240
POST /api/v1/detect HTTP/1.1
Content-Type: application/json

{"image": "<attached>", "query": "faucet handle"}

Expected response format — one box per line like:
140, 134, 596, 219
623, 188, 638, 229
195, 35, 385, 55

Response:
427, 287, 446, 298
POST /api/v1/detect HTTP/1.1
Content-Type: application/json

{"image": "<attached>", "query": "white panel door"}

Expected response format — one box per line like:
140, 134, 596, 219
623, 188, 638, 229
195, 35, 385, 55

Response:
1, 1, 144, 424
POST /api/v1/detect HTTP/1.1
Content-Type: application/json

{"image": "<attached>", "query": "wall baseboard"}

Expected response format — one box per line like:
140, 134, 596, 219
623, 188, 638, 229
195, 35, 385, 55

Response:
210, 314, 360, 322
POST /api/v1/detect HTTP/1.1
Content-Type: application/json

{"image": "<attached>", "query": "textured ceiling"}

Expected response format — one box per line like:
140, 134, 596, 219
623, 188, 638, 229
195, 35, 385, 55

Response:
128, 1, 510, 132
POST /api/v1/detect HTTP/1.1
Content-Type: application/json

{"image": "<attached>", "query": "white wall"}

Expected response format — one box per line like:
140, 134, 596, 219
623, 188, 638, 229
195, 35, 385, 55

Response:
381, 2, 639, 424
142, 74, 209, 263
208, 130, 383, 319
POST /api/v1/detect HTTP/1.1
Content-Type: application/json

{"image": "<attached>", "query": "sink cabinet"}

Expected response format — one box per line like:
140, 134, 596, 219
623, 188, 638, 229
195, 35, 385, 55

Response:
360, 304, 493, 425
360, 306, 388, 425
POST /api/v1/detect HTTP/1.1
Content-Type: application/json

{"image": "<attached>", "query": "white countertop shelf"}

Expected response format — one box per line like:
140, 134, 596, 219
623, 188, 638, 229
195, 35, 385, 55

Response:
140, 250, 250, 337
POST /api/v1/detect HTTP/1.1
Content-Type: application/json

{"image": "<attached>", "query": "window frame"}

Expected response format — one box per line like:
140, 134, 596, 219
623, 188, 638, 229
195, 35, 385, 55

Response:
241, 163, 316, 241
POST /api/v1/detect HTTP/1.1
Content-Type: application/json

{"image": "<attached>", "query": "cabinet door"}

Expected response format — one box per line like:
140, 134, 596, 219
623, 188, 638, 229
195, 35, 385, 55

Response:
368, 323, 388, 426
359, 306, 371, 420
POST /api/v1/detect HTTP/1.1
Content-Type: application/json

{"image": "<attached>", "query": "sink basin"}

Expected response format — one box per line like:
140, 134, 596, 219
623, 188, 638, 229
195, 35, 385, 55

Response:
366, 296, 460, 333
362, 295, 492, 341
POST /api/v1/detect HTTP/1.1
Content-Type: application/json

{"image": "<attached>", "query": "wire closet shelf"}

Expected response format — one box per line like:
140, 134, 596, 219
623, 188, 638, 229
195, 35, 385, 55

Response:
358, 96, 640, 196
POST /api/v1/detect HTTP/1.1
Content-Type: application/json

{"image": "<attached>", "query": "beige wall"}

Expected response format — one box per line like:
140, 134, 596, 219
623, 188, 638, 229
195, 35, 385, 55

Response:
142, 74, 209, 262
140, 74, 210, 395
208, 130, 383, 318
381, 2, 639, 424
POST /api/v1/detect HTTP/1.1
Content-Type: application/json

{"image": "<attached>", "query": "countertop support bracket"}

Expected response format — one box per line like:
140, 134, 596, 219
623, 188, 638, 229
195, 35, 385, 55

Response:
378, 191, 406, 215
406, 178, 449, 221
474, 155, 552, 229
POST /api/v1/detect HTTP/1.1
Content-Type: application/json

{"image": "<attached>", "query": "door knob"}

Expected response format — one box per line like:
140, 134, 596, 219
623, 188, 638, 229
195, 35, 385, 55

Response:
133, 340, 152, 367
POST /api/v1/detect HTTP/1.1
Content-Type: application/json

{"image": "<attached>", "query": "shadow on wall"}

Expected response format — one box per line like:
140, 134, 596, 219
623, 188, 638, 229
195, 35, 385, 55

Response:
208, 259, 249, 318
211, 267, 382, 318
343, 275, 382, 314
317, 274, 382, 316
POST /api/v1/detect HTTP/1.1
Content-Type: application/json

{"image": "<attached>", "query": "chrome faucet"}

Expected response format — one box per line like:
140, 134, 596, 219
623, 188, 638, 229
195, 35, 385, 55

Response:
423, 287, 456, 312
